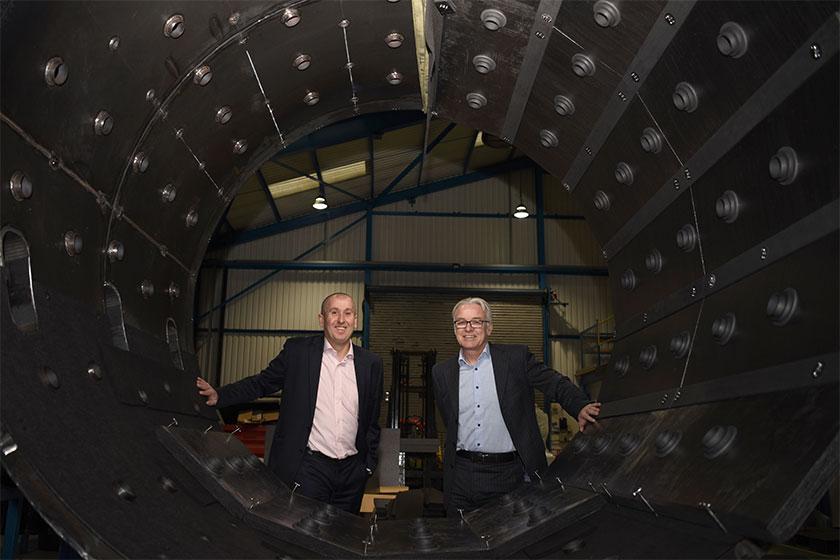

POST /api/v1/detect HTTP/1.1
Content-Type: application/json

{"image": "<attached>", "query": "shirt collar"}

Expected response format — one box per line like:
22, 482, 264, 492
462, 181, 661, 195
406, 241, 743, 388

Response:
458, 343, 490, 366
324, 338, 354, 359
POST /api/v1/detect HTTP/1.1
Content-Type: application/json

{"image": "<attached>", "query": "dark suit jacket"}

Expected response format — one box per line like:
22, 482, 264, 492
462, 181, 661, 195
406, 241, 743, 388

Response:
217, 335, 383, 486
431, 343, 589, 495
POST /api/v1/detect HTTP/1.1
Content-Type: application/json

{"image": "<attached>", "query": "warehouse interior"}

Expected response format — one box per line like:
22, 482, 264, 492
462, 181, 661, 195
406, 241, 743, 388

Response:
1, 0, 838, 558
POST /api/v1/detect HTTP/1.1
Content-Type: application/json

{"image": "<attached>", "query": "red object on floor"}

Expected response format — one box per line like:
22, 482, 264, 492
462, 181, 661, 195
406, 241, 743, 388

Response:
222, 424, 271, 458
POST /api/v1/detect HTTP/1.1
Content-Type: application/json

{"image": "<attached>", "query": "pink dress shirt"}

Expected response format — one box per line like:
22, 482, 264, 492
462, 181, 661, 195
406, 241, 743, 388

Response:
306, 340, 359, 459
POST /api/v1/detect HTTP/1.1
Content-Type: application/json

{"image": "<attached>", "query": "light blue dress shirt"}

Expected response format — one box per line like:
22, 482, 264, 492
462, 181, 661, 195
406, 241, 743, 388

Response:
456, 343, 516, 453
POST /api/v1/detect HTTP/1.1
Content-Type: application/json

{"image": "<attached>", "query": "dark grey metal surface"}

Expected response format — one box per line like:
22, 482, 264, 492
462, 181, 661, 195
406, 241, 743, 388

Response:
1, 1, 838, 558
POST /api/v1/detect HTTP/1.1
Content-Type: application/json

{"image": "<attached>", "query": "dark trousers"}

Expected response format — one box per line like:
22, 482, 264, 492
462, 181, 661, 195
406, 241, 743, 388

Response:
446, 454, 526, 517
293, 449, 369, 513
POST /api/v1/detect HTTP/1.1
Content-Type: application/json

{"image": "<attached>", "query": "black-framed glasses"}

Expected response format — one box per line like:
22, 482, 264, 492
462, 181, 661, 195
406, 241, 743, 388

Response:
453, 319, 489, 330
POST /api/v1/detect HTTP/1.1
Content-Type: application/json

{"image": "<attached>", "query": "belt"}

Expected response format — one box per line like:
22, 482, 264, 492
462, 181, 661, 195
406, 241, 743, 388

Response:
456, 450, 517, 464
306, 448, 355, 463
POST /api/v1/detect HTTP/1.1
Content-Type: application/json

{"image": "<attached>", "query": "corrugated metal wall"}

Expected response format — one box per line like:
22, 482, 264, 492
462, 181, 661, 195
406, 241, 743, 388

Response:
196, 168, 612, 391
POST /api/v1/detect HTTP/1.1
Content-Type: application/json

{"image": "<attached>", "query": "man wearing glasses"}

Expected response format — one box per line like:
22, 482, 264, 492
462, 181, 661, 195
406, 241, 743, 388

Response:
196, 293, 383, 513
432, 297, 600, 516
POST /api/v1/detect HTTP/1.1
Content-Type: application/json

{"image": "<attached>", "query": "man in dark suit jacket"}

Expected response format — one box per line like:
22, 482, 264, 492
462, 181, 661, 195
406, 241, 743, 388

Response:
432, 297, 600, 516
196, 293, 383, 513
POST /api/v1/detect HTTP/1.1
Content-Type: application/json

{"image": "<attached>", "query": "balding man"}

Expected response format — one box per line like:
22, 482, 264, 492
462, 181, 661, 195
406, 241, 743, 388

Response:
197, 293, 383, 513
432, 297, 600, 516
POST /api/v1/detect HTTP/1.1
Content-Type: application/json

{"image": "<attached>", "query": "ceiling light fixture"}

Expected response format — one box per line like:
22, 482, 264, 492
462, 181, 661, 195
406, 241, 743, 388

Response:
513, 204, 529, 219
312, 195, 328, 210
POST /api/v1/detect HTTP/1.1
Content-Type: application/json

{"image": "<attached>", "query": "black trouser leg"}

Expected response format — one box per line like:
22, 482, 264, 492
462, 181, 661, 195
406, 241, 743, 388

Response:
446, 456, 526, 517
292, 450, 368, 514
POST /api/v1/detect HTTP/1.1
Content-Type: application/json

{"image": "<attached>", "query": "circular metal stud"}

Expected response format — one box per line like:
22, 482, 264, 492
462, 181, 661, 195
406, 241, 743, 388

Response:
711, 313, 737, 345
539, 129, 558, 149
554, 95, 575, 116
640, 127, 663, 153
645, 249, 663, 274
766, 287, 799, 326
655, 430, 681, 457
593, 0, 621, 27
639, 345, 657, 370
480, 8, 507, 31
282, 8, 301, 27
163, 14, 185, 38
44, 57, 68, 87
107, 240, 125, 262
768, 146, 799, 185
466, 92, 487, 109
303, 90, 320, 106
167, 282, 181, 299
140, 280, 154, 298
194, 65, 212, 86
620, 268, 637, 291
717, 22, 748, 58
670, 331, 691, 359
132, 152, 149, 174
613, 355, 630, 377
614, 162, 634, 185
673, 82, 699, 112
94, 111, 113, 136
215, 106, 232, 125
593, 190, 611, 211
9, 171, 33, 201
185, 209, 199, 228
108, 36, 120, 51
702, 425, 737, 458
715, 190, 741, 223
385, 32, 404, 48
386, 70, 404, 85
676, 224, 697, 252
293, 53, 312, 71
64, 231, 83, 256
472, 54, 496, 74
571, 53, 596, 77
161, 184, 176, 203
232, 139, 248, 155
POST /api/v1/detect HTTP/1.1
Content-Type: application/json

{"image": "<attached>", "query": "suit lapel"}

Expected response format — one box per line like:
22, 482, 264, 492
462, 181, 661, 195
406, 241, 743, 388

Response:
353, 344, 369, 412
445, 358, 460, 429
308, 336, 323, 413
489, 344, 509, 409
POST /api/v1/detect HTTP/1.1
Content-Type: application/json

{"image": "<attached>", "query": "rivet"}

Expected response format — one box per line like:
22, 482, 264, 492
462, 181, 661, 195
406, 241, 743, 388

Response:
107, 240, 125, 262
108, 36, 120, 51
228, 12, 241, 26
167, 282, 181, 299
161, 184, 177, 203
760, 247, 767, 260
282, 8, 301, 27
193, 65, 213, 86
810, 43, 821, 59
63, 231, 83, 256
44, 56, 68, 87
472, 54, 496, 74
132, 152, 149, 173
175, 128, 184, 140
385, 32, 404, 48
232, 139, 248, 155
812, 361, 823, 378
9, 171, 33, 201
215, 106, 232, 124
140, 280, 154, 298
535, 31, 545, 39
185, 209, 199, 228
293, 53, 312, 71
466, 92, 487, 110
303, 90, 320, 106
630, 72, 640, 82
541, 13, 552, 23
708, 274, 716, 288
48, 153, 60, 170
480, 8, 507, 31
339, 18, 350, 28
163, 14, 185, 39
585, 146, 592, 155
386, 70, 404, 85
690, 286, 697, 297
94, 111, 114, 136
664, 13, 675, 25
145, 89, 156, 103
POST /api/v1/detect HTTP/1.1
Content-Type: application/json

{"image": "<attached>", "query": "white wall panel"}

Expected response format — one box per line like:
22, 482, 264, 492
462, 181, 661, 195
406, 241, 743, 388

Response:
550, 339, 584, 382
225, 270, 364, 330
221, 335, 289, 386
544, 219, 604, 267
547, 276, 612, 334
371, 271, 537, 289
